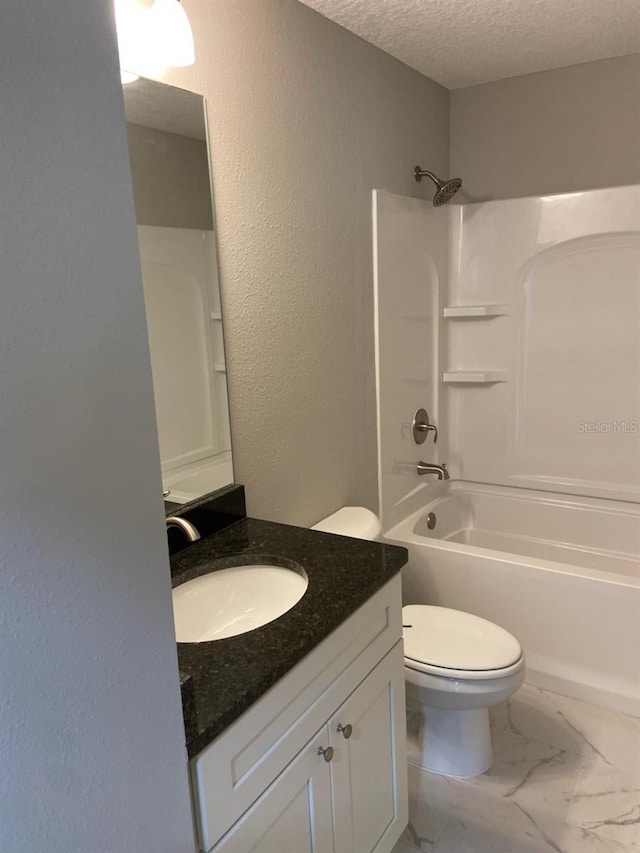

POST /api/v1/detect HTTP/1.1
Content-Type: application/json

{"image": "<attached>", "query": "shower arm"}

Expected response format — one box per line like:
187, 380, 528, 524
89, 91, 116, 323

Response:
414, 168, 439, 185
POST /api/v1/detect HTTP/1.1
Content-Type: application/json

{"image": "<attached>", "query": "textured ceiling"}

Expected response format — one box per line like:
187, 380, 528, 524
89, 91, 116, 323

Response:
297, 0, 640, 89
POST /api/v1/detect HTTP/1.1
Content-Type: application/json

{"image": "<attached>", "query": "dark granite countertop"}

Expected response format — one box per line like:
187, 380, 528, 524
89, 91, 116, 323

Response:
171, 517, 407, 758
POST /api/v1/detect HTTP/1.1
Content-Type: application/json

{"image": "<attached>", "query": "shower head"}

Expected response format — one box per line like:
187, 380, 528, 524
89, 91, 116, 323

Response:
414, 166, 462, 206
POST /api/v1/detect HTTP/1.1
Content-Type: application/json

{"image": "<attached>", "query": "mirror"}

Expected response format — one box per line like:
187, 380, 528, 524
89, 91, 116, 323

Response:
122, 78, 233, 507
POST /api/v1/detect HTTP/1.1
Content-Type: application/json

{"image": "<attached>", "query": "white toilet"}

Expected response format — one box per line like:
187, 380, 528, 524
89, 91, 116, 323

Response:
403, 604, 524, 777
312, 507, 525, 778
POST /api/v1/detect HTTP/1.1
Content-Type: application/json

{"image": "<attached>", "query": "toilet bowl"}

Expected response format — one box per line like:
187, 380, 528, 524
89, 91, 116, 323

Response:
311, 507, 525, 778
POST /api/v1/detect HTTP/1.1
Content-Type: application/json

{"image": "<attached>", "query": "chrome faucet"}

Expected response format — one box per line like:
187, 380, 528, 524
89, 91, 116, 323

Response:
417, 461, 450, 480
166, 516, 201, 542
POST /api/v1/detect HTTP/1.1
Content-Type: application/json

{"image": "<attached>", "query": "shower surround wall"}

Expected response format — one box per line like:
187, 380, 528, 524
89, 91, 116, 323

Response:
374, 186, 640, 712
373, 191, 448, 522
446, 185, 640, 504
375, 184, 640, 524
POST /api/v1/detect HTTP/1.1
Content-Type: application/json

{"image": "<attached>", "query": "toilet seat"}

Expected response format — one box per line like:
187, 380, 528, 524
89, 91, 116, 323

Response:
403, 605, 523, 681
404, 654, 524, 681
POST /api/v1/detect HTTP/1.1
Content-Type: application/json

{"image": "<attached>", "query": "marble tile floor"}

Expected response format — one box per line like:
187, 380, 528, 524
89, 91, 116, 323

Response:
392, 685, 640, 853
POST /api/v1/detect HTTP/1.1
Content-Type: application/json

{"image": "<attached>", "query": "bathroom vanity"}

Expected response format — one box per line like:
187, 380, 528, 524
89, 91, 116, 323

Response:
170, 488, 408, 853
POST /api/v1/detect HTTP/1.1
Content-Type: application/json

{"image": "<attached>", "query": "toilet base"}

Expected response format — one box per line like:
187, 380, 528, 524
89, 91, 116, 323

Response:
412, 704, 493, 778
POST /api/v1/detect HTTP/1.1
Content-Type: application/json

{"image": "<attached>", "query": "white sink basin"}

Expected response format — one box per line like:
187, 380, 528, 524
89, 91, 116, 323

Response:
172, 563, 308, 643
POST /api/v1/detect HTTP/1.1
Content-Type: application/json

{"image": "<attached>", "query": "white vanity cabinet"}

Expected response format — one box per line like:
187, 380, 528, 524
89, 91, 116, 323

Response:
191, 575, 407, 853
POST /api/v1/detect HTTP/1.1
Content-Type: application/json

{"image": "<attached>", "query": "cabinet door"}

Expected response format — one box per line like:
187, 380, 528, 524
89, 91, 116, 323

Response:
211, 727, 335, 853
329, 642, 407, 853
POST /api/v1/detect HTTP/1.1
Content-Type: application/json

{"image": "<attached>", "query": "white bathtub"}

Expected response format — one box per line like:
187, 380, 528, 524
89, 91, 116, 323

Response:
383, 481, 640, 716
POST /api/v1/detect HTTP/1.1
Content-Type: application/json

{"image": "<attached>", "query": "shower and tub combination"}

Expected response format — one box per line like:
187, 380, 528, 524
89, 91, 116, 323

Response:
372, 180, 640, 761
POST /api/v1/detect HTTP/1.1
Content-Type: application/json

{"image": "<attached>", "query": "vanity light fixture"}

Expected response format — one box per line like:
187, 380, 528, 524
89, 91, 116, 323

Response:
114, 0, 195, 85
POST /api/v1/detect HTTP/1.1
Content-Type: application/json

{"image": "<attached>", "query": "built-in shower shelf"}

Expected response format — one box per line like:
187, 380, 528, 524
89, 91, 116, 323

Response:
214, 362, 227, 373
210, 311, 223, 321
442, 370, 508, 384
443, 304, 508, 318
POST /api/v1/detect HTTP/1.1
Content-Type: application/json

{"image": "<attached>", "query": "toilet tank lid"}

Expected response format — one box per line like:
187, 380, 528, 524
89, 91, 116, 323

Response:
311, 507, 382, 540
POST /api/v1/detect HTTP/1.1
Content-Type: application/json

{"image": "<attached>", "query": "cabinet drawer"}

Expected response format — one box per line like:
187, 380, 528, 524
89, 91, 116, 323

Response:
192, 575, 402, 851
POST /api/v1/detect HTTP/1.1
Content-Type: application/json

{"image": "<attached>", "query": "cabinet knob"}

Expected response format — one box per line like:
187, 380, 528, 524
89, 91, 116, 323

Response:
317, 745, 334, 763
336, 723, 352, 739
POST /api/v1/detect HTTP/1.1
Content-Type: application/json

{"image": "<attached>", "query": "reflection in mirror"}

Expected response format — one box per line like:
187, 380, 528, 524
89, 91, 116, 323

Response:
122, 78, 233, 507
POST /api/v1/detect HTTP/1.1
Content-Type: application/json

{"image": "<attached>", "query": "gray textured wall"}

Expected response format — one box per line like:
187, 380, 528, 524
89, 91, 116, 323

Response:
127, 122, 214, 229
451, 54, 640, 201
0, 1, 194, 849
160, 0, 449, 524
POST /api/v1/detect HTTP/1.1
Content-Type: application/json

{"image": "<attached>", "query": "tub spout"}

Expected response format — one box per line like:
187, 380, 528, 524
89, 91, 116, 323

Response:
417, 461, 450, 480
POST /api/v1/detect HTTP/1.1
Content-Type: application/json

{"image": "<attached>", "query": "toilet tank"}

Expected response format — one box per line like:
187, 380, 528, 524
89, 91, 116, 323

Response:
311, 507, 382, 541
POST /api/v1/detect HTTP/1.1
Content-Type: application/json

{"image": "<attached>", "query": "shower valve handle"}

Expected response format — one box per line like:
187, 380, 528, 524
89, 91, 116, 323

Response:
412, 408, 438, 444
416, 422, 438, 442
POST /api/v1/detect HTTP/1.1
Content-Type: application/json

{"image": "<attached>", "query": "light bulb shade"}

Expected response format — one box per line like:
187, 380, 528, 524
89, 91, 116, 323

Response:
149, 0, 195, 67
114, 0, 149, 79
